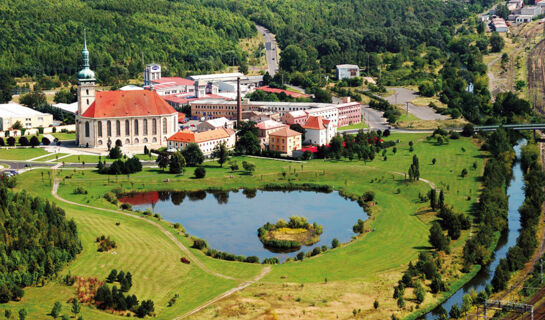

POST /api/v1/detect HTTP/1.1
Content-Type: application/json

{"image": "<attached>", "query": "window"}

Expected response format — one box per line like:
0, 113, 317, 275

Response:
107, 121, 112, 137
84, 121, 90, 138
152, 119, 157, 135
125, 120, 130, 136
116, 120, 121, 136
144, 119, 148, 135
98, 121, 102, 137
86, 89, 89, 95
134, 120, 139, 135
163, 118, 167, 134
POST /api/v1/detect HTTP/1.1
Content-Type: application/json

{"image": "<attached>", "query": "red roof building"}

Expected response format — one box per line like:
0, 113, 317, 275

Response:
167, 128, 236, 155
81, 90, 176, 118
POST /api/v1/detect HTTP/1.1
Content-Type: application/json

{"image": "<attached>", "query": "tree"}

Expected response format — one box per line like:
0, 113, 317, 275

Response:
449, 304, 461, 319
194, 166, 206, 179
430, 188, 437, 210
408, 155, 420, 181
235, 132, 261, 155
18, 136, 28, 147
7, 137, 15, 146
50, 301, 62, 318
242, 161, 256, 175
18, 308, 27, 320
0, 72, 14, 104
29, 136, 40, 147
169, 152, 186, 174
429, 222, 449, 252
228, 159, 239, 172
280, 44, 308, 72
71, 298, 81, 316
461, 168, 468, 178
107, 269, 117, 283
331, 238, 339, 248
211, 142, 229, 167
439, 190, 445, 209
20, 91, 46, 109
490, 33, 505, 53
182, 143, 204, 166
461, 124, 474, 137
374, 300, 379, 309
495, 4, 510, 19
53, 89, 76, 104
109, 146, 122, 159
156, 153, 169, 171
462, 294, 473, 315
418, 81, 436, 97
42, 137, 51, 145
397, 296, 405, 309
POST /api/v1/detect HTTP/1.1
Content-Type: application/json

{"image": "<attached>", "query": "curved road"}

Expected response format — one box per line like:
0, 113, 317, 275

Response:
385, 87, 448, 121
256, 25, 279, 77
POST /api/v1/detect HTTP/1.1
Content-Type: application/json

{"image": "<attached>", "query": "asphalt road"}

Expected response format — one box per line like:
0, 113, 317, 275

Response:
385, 87, 448, 121
256, 25, 279, 77
362, 106, 389, 131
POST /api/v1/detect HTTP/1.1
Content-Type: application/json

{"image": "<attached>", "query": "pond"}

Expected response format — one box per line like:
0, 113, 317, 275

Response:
119, 190, 368, 260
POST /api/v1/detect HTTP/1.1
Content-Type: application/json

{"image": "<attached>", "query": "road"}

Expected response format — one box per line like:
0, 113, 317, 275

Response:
256, 25, 279, 77
385, 87, 448, 121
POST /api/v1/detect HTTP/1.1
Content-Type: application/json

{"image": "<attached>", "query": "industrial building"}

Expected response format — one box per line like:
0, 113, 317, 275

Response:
0, 103, 53, 130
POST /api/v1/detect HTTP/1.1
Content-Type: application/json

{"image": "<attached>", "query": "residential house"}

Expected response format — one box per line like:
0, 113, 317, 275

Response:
302, 116, 337, 146
167, 127, 236, 156
281, 110, 308, 126
197, 117, 234, 132
336, 64, 360, 80
255, 120, 287, 147
269, 127, 302, 156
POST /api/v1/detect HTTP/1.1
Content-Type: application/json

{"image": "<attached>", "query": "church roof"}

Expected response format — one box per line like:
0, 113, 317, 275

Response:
81, 90, 176, 118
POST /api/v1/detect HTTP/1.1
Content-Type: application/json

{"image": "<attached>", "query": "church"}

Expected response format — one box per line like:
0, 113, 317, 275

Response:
75, 37, 178, 148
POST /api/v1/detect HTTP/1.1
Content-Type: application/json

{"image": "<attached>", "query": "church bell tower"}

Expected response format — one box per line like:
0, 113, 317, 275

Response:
77, 31, 96, 116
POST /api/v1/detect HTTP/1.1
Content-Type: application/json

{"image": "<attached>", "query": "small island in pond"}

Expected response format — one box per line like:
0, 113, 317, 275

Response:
258, 216, 323, 249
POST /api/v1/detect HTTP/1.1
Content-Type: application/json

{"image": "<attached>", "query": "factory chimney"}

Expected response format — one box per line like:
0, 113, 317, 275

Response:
236, 77, 242, 126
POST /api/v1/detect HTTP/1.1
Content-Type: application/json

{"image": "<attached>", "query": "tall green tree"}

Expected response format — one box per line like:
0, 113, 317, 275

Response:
169, 152, 186, 174
0, 72, 14, 103
182, 143, 204, 166
211, 142, 229, 167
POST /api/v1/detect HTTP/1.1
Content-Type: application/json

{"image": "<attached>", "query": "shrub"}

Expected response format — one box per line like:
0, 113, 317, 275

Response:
120, 203, 132, 210
192, 238, 208, 250
41, 137, 50, 145
362, 191, 375, 202
73, 186, 88, 195
194, 167, 206, 179
18, 136, 28, 146
108, 146, 122, 159
331, 238, 339, 248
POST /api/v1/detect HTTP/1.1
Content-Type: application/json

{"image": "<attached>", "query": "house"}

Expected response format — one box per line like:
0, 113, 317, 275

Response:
167, 127, 236, 156
0, 103, 53, 131
302, 116, 337, 146
255, 120, 287, 147
508, 0, 524, 10
491, 18, 508, 32
281, 110, 308, 126
75, 40, 178, 148
336, 64, 360, 80
336, 100, 362, 127
521, 6, 542, 17
305, 106, 339, 128
197, 117, 234, 132
516, 15, 534, 23
269, 127, 302, 156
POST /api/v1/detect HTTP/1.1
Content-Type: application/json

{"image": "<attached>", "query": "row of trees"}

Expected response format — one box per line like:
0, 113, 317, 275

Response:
97, 157, 142, 175
0, 185, 82, 303
0, 136, 50, 147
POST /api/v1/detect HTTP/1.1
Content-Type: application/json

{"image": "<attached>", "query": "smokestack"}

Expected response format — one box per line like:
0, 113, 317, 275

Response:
237, 77, 242, 125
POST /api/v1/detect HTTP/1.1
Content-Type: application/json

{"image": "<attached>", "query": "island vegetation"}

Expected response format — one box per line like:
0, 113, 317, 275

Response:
258, 216, 323, 250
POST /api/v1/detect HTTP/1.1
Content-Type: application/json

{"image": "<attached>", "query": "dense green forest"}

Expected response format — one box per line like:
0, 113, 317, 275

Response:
0, 0, 255, 83
0, 184, 81, 302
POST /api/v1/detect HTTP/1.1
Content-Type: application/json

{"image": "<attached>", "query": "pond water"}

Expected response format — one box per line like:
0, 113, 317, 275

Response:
119, 190, 368, 260
426, 141, 526, 319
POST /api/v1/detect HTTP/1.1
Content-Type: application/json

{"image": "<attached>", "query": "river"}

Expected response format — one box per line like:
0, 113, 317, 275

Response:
426, 141, 526, 318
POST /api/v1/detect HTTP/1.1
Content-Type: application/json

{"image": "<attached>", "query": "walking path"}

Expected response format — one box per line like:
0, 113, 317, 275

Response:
51, 179, 272, 319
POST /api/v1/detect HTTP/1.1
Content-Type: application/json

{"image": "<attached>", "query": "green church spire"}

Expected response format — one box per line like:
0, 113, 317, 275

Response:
78, 29, 95, 80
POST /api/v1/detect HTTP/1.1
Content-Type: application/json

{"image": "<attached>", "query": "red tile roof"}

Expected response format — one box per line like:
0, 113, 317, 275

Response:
269, 127, 302, 137
81, 90, 177, 118
255, 120, 286, 130
303, 116, 330, 130
255, 86, 310, 98
167, 128, 233, 143
163, 93, 228, 105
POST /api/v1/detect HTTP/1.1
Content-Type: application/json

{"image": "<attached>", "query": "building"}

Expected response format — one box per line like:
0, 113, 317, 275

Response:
163, 93, 227, 109
149, 77, 197, 96
269, 127, 302, 156
305, 106, 339, 128
167, 127, 235, 156
0, 103, 53, 130
144, 64, 162, 86
302, 116, 336, 146
52, 102, 78, 114
336, 64, 360, 80
75, 37, 178, 148
196, 117, 234, 132
521, 6, 542, 16
515, 15, 533, 23
336, 100, 362, 127
255, 120, 286, 147
491, 18, 508, 32
282, 110, 308, 126
119, 85, 144, 91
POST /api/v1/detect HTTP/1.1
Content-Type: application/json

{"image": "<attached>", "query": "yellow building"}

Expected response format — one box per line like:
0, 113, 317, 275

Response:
268, 127, 302, 156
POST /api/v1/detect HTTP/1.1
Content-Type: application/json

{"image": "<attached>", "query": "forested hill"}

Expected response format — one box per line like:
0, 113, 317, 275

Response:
0, 0, 255, 81
206, 0, 493, 71
0, 0, 493, 82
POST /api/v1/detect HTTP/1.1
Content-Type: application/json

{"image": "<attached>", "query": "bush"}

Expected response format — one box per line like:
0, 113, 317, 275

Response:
331, 238, 339, 248
120, 203, 132, 210
194, 167, 206, 179
41, 137, 50, 145
73, 186, 88, 195
362, 191, 375, 202
192, 238, 208, 250
109, 146, 122, 159
18, 136, 28, 146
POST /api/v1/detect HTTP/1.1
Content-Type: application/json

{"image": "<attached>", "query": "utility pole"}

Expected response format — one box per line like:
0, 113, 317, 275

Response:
540, 258, 543, 284
406, 102, 409, 117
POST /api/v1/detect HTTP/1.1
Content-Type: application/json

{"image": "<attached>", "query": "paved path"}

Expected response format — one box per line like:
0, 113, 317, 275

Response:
51, 179, 272, 319
385, 87, 448, 121
256, 25, 279, 77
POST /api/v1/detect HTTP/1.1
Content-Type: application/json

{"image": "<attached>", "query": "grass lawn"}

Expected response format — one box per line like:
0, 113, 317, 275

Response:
0, 147, 49, 160
51, 132, 76, 141
338, 121, 368, 131
410, 97, 447, 109
10, 133, 485, 319
55, 154, 156, 164
35, 153, 68, 162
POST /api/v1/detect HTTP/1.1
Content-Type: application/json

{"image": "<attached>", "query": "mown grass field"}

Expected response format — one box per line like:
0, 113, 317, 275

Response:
4, 133, 485, 319
338, 121, 368, 131
0, 147, 49, 160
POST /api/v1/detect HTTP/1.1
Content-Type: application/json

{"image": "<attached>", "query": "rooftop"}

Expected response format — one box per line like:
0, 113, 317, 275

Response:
255, 86, 311, 98
303, 116, 331, 130
285, 110, 308, 118
163, 93, 228, 105
81, 90, 177, 118
188, 73, 247, 81
255, 120, 286, 130
336, 64, 359, 69
151, 77, 195, 87
0, 103, 50, 117
203, 117, 233, 128
52, 102, 78, 114
269, 127, 302, 137
167, 127, 234, 143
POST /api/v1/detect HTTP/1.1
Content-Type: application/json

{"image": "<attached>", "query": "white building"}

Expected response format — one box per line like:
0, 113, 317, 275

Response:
302, 116, 337, 146
521, 6, 542, 17
52, 102, 78, 114
336, 64, 360, 80
0, 103, 53, 130
196, 117, 234, 132
167, 127, 236, 156
306, 106, 339, 128
144, 64, 161, 86
491, 18, 508, 32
